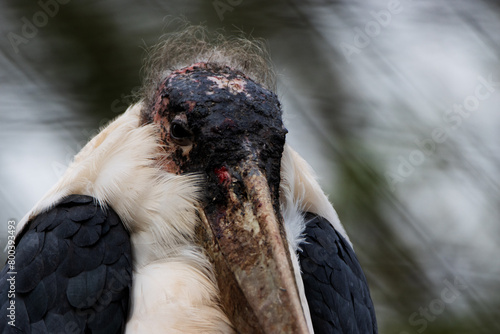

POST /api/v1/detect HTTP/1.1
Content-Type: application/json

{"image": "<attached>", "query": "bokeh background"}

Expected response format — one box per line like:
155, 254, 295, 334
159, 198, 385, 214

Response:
1, 0, 500, 333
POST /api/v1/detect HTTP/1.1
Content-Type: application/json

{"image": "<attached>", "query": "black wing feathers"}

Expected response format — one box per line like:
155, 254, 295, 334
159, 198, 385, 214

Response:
0, 195, 132, 334
299, 213, 377, 334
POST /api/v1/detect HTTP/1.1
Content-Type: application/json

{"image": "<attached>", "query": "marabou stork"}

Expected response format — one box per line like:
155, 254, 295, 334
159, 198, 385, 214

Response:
0, 27, 377, 333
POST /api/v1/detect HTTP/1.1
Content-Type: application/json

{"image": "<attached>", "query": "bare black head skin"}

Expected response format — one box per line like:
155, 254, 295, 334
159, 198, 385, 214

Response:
141, 62, 308, 333
142, 62, 286, 209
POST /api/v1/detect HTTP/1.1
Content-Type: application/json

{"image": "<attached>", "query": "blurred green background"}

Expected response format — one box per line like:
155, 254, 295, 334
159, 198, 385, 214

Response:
1, 0, 500, 333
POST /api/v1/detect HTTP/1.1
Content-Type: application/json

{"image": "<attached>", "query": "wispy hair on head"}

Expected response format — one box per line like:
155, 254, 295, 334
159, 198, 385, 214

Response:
139, 23, 277, 107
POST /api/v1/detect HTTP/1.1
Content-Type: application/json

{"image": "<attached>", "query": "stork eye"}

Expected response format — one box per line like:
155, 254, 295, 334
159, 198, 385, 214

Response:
170, 121, 193, 145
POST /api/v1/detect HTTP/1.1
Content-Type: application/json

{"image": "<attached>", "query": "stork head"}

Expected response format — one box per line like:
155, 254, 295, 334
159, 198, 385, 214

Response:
141, 62, 308, 332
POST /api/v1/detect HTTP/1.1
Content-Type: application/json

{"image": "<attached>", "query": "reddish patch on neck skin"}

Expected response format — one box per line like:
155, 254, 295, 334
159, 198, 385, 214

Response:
214, 166, 231, 186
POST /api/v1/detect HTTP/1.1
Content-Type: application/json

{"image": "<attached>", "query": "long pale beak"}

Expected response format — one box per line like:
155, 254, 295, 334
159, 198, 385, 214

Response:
196, 160, 308, 333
